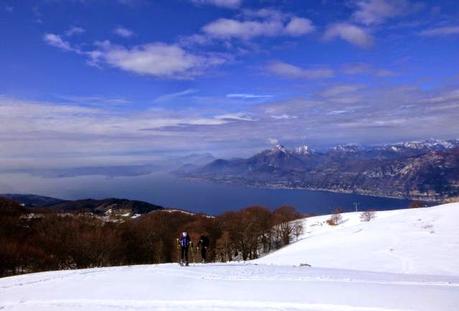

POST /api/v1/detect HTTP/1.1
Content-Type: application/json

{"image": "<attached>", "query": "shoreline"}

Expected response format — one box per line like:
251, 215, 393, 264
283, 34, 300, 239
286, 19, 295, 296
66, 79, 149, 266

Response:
181, 176, 442, 204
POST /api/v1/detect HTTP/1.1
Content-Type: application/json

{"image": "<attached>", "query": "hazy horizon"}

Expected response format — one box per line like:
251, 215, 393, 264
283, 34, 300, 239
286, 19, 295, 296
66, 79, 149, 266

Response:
1, 0, 459, 194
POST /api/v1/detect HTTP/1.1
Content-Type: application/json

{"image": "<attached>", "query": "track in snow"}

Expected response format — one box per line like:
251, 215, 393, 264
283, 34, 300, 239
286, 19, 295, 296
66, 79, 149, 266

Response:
1, 264, 459, 311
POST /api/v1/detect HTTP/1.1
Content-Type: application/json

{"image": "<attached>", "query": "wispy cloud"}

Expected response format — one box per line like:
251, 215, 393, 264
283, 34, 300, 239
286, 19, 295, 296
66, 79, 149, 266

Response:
214, 112, 255, 121
0, 96, 247, 164
43, 33, 74, 51
342, 63, 372, 75
323, 23, 373, 48
2, 83, 459, 172
342, 63, 396, 77
319, 84, 364, 104
270, 114, 297, 120
226, 93, 273, 99
191, 0, 242, 9
65, 26, 85, 37
422, 89, 459, 103
352, 0, 421, 25
55, 95, 131, 105
114, 26, 135, 38
154, 89, 199, 103
419, 26, 459, 37
266, 61, 334, 79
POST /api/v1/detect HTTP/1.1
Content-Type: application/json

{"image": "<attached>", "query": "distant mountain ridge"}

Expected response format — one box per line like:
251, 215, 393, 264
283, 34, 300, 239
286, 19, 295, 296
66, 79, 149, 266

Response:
180, 139, 459, 201
0, 194, 163, 215
0, 194, 66, 207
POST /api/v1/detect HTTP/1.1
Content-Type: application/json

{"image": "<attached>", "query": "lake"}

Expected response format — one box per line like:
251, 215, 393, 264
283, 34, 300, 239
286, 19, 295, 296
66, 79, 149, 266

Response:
12, 172, 416, 215
145, 175, 415, 215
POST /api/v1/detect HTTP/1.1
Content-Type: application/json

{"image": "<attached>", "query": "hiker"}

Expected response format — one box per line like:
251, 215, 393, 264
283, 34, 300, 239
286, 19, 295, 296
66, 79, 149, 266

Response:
178, 231, 191, 266
197, 235, 210, 262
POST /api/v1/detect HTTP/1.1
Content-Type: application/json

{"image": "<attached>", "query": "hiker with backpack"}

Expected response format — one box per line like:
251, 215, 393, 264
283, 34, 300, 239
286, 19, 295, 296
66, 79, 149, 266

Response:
197, 235, 210, 263
178, 231, 191, 266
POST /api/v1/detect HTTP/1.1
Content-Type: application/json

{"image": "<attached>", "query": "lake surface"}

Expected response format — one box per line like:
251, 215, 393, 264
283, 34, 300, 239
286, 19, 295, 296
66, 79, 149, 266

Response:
14, 172, 416, 215
146, 175, 415, 215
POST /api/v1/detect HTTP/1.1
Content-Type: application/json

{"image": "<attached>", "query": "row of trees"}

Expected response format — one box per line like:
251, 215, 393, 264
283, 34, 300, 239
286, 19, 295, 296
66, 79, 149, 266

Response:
0, 198, 304, 277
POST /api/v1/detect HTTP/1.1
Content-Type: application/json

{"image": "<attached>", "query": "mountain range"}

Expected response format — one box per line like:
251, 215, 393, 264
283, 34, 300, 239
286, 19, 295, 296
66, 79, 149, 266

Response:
179, 139, 459, 201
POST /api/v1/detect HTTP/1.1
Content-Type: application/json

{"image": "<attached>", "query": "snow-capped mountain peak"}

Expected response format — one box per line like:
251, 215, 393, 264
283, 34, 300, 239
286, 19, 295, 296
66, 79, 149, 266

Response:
271, 144, 288, 153
385, 139, 459, 152
332, 144, 360, 153
294, 145, 312, 155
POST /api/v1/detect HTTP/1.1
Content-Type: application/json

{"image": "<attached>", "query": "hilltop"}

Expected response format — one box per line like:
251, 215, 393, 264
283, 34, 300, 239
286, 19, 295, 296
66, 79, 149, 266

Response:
0, 194, 163, 217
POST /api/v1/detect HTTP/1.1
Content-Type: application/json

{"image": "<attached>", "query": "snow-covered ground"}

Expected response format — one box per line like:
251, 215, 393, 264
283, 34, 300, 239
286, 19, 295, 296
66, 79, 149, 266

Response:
1, 203, 459, 311
256, 202, 459, 276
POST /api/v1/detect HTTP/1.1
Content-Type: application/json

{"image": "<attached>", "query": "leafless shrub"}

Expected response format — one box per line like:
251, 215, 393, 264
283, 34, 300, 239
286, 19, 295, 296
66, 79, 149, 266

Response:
360, 210, 376, 222
326, 208, 343, 226
293, 221, 304, 241
409, 201, 423, 208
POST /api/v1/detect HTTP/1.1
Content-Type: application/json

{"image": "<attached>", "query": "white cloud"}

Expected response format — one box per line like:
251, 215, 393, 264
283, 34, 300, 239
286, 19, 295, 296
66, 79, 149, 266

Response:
320, 85, 363, 97
284, 17, 315, 36
319, 84, 364, 104
154, 89, 199, 103
114, 26, 134, 38
0, 97, 232, 138
44, 31, 228, 79
202, 18, 282, 40
270, 114, 297, 120
191, 0, 241, 9
267, 61, 334, 80
56, 95, 131, 105
423, 89, 459, 103
66, 26, 85, 36
90, 42, 227, 79
342, 63, 396, 77
2, 83, 459, 171
323, 23, 373, 48
242, 8, 286, 20
352, 0, 416, 25
420, 26, 459, 37
214, 112, 255, 121
226, 93, 273, 99
202, 15, 314, 40
43, 33, 74, 51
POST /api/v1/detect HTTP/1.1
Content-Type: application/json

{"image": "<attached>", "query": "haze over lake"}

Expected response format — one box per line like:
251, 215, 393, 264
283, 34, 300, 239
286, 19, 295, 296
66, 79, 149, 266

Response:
1, 173, 413, 215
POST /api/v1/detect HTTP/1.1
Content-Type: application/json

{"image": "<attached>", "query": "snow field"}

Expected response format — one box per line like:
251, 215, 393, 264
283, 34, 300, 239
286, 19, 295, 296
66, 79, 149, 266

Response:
257, 203, 459, 276
1, 203, 459, 310
1, 264, 459, 311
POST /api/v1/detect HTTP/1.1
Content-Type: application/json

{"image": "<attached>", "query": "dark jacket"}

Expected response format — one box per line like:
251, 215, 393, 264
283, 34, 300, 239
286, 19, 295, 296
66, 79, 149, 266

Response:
198, 235, 209, 248
179, 233, 191, 248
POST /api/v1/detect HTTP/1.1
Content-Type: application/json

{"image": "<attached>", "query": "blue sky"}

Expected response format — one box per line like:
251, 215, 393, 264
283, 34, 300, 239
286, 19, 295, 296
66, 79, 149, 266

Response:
1, 0, 459, 178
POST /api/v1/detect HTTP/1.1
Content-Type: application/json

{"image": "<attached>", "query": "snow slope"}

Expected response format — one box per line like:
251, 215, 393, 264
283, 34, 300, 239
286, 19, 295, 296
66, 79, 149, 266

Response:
1, 203, 459, 311
256, 202, 459, 276
1, 264, 458, 311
